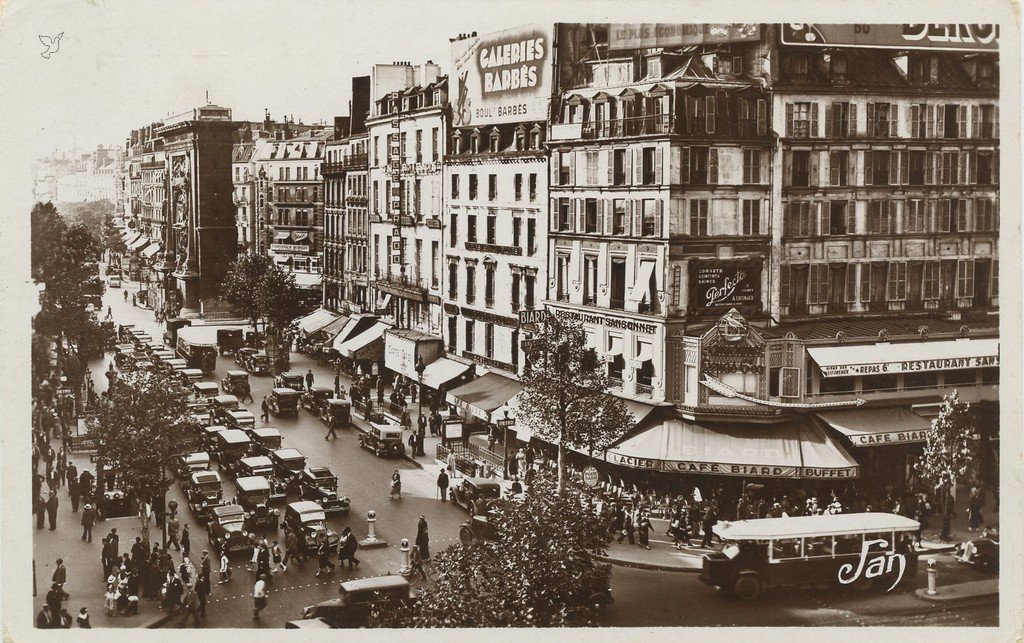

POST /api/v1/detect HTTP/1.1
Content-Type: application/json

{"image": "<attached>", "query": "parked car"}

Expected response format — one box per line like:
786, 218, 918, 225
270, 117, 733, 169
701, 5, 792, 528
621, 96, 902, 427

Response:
459, 512, 499, 546
300, 576, 417, 628
207, 504, 257, 557
268, 387, 301, 416
284, 500, 340, 557
297, 467, 350, 515
171, 451, 211, 480
107, 275, 122, 288
449, 477, 502, 513
236, 456, 288, 503
357, 422, 406, 458
193, 381, 219, 403
215, 429, 253, 477
245, 427, 283, 457
320, 399, 351, 429
221, 370, 250, 397
275, 372, 305, 391
234, 475, 281, 531
180, 368, 204, 385
235, 347, 257, 367
269, 448, 307, 487
301, 386, 334, 415
217, 328, 244, 356
196, 425, 227, 455
246, 352, 271, 375
956, 528, 999, 573
224, 408, 256, 429
183, 470, 224, 522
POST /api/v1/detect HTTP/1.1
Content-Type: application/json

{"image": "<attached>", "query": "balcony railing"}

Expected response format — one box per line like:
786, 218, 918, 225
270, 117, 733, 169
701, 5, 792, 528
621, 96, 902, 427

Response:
580, 115, 674, 139
465, 241, 521, 256
323, 154, 368, 174
374, 272, 429, 298
635, 383, 654, 397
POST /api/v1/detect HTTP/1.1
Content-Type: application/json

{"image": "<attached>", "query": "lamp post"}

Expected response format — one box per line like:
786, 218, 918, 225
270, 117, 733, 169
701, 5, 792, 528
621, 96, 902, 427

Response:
414, 356, 426, 417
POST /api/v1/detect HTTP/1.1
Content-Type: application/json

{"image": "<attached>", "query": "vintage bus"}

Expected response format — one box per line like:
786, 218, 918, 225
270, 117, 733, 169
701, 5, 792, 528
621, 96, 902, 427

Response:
701, 513, 920, 600
176, 326, 219, 373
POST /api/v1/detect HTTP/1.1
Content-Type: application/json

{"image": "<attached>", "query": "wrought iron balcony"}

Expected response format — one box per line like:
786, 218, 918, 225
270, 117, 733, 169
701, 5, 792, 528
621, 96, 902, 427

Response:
374, 272, 430, 299
579, 115, 674, 139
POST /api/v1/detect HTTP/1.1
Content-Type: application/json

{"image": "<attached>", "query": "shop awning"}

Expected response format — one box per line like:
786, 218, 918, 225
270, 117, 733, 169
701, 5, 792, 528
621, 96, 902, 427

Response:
816, 407, 931, 447
331, 315, 378, 351
141, 243, 162, 259
627, 261, 656, 303
420, 357, 473, 391
275, 231, 292, 240
292, 232, 309, 242
272, 255, 290, 264
315, 315, 350, 342
293, 272, 323, 289
504, 392, 667, 450
122, 230, 139, 243
336, 321, 388, 360
446, 372, 522, 423
603, 418, 859, 479
129, 236, 150, 250
808, 338, 999, 378
297, 308, 340, 336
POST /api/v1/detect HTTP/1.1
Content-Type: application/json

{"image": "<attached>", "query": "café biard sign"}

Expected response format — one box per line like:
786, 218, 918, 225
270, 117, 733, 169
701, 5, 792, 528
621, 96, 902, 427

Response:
604, 451, 857, 479
819, 354, 999, 378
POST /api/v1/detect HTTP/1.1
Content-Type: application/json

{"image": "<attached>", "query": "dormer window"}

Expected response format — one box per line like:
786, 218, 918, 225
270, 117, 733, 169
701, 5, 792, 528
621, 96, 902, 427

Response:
908, 54, 940, 85
452, 133, 463, 155
786, 54, 809, 76
530, 124, 542, 149
829, 54, 848, 82
978, 59, 994, 86
470, 130, 481, 154
489, 128, 500, 153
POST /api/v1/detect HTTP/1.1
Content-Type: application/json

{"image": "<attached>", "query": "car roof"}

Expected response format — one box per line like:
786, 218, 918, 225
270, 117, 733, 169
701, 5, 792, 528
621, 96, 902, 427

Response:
339, 575, 411, 593
288, 500, 323, 513
306, 467, 334, 476
328, 399, 349, 406
228, 409, 255, 417
714, 512, 921, 540
241, 456, 273, 467
214, 395, 239, 405
236, 476, 270, 491
203, 425, 226, 434
218, 429, 250, 443
273, 448, 304, 459
212, 504, 244, 518
273, 387, 299, 394
195, 382, 219, 390
311, 385, 333, 393
250, 428, 281, 438
283, 372, 304, 378
226, 370, 247, 377
191, 471, 221, 484
184, 452, 210, 463
464, 477, 500, 489
183, 368, 204, 376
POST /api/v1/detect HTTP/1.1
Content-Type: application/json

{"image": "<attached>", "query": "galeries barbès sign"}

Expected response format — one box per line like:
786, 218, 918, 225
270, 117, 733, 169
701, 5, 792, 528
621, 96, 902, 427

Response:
451, 24, 555, 127
781, 24, 999, 51
689, 260, 761, 315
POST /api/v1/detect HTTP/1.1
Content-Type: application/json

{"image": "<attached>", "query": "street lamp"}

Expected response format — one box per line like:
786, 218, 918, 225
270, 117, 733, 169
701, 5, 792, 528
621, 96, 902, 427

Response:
414, 356, 426, 416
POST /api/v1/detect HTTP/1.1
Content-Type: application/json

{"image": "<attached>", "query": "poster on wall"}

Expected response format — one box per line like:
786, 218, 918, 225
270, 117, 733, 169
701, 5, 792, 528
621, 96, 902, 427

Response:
688, 259, 762, 316
450, 24, 555, 128
781, 24, 999, 51
608, 23, 760, 50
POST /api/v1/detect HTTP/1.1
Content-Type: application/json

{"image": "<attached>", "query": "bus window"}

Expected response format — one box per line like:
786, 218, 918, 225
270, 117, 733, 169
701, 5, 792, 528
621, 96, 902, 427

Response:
834, 535, 861, 555
864, 533, 892, 550
771, 538, 801, 560
805, 536, 833, 557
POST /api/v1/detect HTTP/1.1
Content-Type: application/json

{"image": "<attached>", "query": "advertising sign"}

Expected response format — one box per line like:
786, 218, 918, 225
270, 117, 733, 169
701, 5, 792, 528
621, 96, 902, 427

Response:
689, 260, 762, 315
608, 23, 760, 50
451, 24, 555, 127
443, 419, 464, 440
817, 353, 999, 378
849, 430, 928, 447
604, 451, 858, 479
781, 24, 999, 51
582, 466, 601, 488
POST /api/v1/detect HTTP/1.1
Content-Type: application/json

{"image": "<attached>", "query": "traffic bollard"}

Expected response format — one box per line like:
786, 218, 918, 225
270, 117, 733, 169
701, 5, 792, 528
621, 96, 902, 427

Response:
359, 509, 388, 549
926, 558, 937, 595
399, 538, 412, 577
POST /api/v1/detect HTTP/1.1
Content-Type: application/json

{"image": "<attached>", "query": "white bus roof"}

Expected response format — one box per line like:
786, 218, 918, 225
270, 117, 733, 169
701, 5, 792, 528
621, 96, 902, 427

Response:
713, 512, 920, 540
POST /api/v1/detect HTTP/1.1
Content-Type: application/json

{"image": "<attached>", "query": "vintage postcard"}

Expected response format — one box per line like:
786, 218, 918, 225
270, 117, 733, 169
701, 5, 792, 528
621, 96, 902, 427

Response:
0, 0, 1020, 640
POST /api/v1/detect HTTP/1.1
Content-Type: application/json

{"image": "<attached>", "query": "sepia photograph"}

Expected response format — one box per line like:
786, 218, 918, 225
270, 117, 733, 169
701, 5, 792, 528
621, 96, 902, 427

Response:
0, 1, 1020, 638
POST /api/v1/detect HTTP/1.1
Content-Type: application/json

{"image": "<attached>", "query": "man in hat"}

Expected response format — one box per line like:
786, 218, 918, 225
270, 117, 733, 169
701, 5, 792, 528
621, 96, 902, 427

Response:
46, 490, 60, 530
81, 503, 95, 542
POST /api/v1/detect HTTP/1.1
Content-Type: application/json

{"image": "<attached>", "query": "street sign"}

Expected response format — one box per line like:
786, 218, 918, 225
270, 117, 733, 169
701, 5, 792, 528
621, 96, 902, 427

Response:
518, 308, 548, 326
496, 417, 515, 428
582, 466, 600, 488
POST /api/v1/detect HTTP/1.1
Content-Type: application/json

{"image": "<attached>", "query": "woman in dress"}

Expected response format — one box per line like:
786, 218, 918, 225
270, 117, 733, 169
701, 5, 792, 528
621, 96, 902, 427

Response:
389, 470, 402, 500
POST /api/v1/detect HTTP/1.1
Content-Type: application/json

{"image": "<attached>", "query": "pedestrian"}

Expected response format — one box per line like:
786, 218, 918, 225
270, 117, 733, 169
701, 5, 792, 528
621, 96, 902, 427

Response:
106, 306, 113, 320
46, 490, 59, 530
167, 514, 181, 551
252, 574, 268, 620
305, 369, 314, 392
636, 513, 652, 550
339, 527, 360, 569
76, 607, 90, 628
418, 413, 427, 436
52, 558, 69, 599
131, 536, 146, 569
182, 524, 191, 558
131, 293, 136, 306
510, 476, 523, 495
34, 491, 47, 529
701, 504, 718, 548
271, 540, 285, 573
334, 373, 341, 398
617, 512, 635, 545
196, 570, 211, 617
199, 550, 212, 579
81, 503, 95, 542
123, 289, 128, 302
437, 468, 449, 502
68, 476, 80, 513
415, 516, 431, 562
967, 488, 983, 532
941, 493, 955, 540
240, 381, 254, 404
407, 431, 418, 457
389, 470, 402, 500
218, 550, 231, 584
256, 542, 271, 579
36, 605, 57, 629
260, 396, 270, 423
325, 416, 338, 440
178, 583, 200, 627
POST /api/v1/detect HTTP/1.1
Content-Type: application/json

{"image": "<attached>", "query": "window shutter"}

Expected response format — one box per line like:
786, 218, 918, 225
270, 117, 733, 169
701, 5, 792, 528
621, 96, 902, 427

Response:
866, 103, 876, 137
925, 152, 934, 185
847, 199, 857, 234
706, 95, 716, 134
550, 151, 559, 185
969, 151, 977, 185
934, 105, 944, 138
810, 102, 819, 138
910, 104, 920, 137
958, 199, 969, 232
632, 148, 642, 184
818, 201, 828, 236
958, 152, 967, 186
708, 148, 719, 184
606, 150, 614, 185
825, 103, 834, 138
994, 105, 999, 138
889, 103, 898, 137
957, 105, 967, 138
970, 105, 979, 138
680, 147, 690, 184
655, 147, 663, 185
785, 103, 794, 137
550, 198, 557, 231
783, 151, 793, 187
849, 102, 858, 137
864, 150, 874, 186
623, 147, 633, 185
602, 200, 612, 234
859, 263, 870, 304
925, 105, 935, 138
568, 152, 577, 185
900, 149, 909, 185
654, 200, 663, 237
890, 150, 899, 185
780, 265, 791, 307
809, 151, 819, 187
939, 198, 950, 232
848, 151, 858, 186
756, 99, 767, 135
632, 201, 642, 236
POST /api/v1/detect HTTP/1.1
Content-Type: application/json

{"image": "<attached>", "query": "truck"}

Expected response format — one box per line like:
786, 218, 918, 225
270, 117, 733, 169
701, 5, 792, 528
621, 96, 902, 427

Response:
176, 326, 219, 373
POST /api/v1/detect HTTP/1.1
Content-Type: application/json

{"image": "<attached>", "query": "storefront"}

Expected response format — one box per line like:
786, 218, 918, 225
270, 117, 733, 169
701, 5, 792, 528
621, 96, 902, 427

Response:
385, 329, 473, 404
447, 372, 523, 424
334, 316, 389, 372
297, 308, 342, 339
815, 406, 930, 487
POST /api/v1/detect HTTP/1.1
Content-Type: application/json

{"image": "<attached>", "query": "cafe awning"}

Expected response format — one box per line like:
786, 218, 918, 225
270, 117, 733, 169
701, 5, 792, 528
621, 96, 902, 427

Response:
603, 417, 859, 479
122, 230, 139, 243
293, 272, 323, 289
808, 338, 999, 378
627, 261, 656, 303
816, 407, 932, 447
129, 236, 150, 251
421, 357, 473, 390
505, 393, 667, 449
446, 372, 522, 423
141, 243, 162, 259
297, 308, 340, 337
336, 321, 388, 360
316, 315, 350, 342
274, 231, 292, 240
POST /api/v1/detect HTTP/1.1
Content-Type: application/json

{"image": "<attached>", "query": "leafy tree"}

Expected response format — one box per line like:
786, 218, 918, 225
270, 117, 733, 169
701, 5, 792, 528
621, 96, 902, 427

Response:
31, 202, 64, 280
517, 316, 632, 490
221, 252, 269, 330
59, 199, 114, 241
915, 390, 980, 497
373, 472, 611, 628
87, 364, 198, 543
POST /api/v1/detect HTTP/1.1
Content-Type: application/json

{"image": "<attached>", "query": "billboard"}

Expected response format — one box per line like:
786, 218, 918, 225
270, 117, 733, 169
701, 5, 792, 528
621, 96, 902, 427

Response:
781, 24, 999, 51
688, 259, 762, 315
451, 24, 555, 127
608, 23, 760, 50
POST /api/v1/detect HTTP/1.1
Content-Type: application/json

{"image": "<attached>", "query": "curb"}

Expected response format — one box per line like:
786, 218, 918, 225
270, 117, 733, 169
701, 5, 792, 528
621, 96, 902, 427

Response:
597, 555, 700, 574
916, 545, 959, 555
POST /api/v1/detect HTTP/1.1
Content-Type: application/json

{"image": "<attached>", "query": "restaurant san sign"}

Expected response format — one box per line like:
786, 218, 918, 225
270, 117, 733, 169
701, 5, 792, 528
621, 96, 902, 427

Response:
781, 24, 999, 51
689, 259, 761, 316
451, 24, 555, 127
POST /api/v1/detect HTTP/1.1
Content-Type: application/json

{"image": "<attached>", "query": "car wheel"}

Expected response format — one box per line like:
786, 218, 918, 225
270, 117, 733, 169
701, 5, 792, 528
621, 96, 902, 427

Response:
733, 574, 763, 601
459, 526, 475, 547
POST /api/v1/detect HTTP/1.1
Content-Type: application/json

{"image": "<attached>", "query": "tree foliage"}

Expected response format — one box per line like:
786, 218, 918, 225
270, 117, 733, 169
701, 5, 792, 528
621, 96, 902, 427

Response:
58, 199, 115, 241
87, 364, 198, 542
517, 316, 632, 489
915, 390, 980, 491
373, 473, 611, 628
221, 252, 306, 331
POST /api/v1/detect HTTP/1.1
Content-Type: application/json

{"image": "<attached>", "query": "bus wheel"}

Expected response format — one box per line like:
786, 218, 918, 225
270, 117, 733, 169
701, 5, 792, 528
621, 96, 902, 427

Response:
733, 574, 762, 601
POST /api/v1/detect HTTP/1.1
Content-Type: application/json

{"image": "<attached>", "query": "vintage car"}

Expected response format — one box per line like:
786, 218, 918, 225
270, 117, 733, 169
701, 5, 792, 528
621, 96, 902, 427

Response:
459, 512, 500, 546
193, 381, 220, 403
956, 529, 999, 573
269, 448, 307, 484
284, 500, 340, 557
245, 427, 283, 457
113, 343, 141, 367
320, 399, 352, 429
183, 470, 224, 522
223, 408, 257, 429
358, 422, 406, 458
217, 328, 244, 356
166, 359, 189, 379
236, 456, 288, 503
180, 368, 204, 385
275, 372, 305, 391
207, 504, 257, 557
234, 475, 281, 531
107, 275, 122, 288
171, 451, 211, 480
235, 347, 257, 367
449, 477, 502, 513
297, 467, 350, 515
221, 370, 250, 397
301, 386, 334, 415
164, 318, 191, 347
215, 429, 253, 477
197, 425, 227, 454
152, 349, 176, 363
268, 387, 301, 417
244, 351, 271, 376
211, 395, 255, 428
300, 576, 418, 628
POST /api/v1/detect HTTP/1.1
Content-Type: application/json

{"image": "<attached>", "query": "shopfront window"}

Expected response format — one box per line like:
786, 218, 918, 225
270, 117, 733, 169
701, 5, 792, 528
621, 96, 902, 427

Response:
944, 369, 977, 387
819, 376, 856, 395
904, 371, 939, 390
861, 374, 898, 392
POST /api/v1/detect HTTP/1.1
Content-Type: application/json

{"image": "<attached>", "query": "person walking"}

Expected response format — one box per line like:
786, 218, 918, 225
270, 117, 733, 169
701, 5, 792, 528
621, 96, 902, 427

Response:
415, 516, 431, 563
76, 607, 90, 628
81, 503, 95, 542
123, 289, 128, 303
240, 381, 254, 404
407, 431, 418, 458
967, 488, 984, 532
271, 541, 285, 573
131, 293, 137, 307
195, 570, 211, 618
305, 369, 314, 392
636, 513, 652, 550
700, 504, 718, 548
252, 574, 268, 621
105, 306, 113, 321
181, 524, 191, 558
52, 558, 69, 600
256, 542, 271, 579
941, 493, 955, 540
389, 470, 402, 500
260, 396, 270, 423
617, 511, 635, 545
46, 490, 59, 530
199, 550, 212, 579
178, 583, 201, 627
167, 514, 181, 551
437, 468, 449, 502
284, 527, 301, 569
218, 551, 231, 584
35, 491, 47, 529
334, 372, 341, 398
325, 416, 338, 440
339, 527, 360, 570
68, 476, 80, 513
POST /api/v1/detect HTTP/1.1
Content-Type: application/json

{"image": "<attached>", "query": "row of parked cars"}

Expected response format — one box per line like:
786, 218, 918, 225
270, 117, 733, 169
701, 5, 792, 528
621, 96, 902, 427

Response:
113, 325, 203, 385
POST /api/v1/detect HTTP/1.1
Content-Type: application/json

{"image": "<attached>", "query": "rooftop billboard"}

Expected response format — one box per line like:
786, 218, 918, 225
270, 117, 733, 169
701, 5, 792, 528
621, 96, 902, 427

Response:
781, 24, 999, 51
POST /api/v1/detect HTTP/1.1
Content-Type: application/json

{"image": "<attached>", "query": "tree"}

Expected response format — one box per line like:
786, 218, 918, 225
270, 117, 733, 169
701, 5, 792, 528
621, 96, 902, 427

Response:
59, 199, 115, 240
516, 316, 632, 490
915, 390, 980, 498
373, 472, 611, 628
87, 364, 198, 543
221, 252, 269, 330
31, 202, 64, 281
